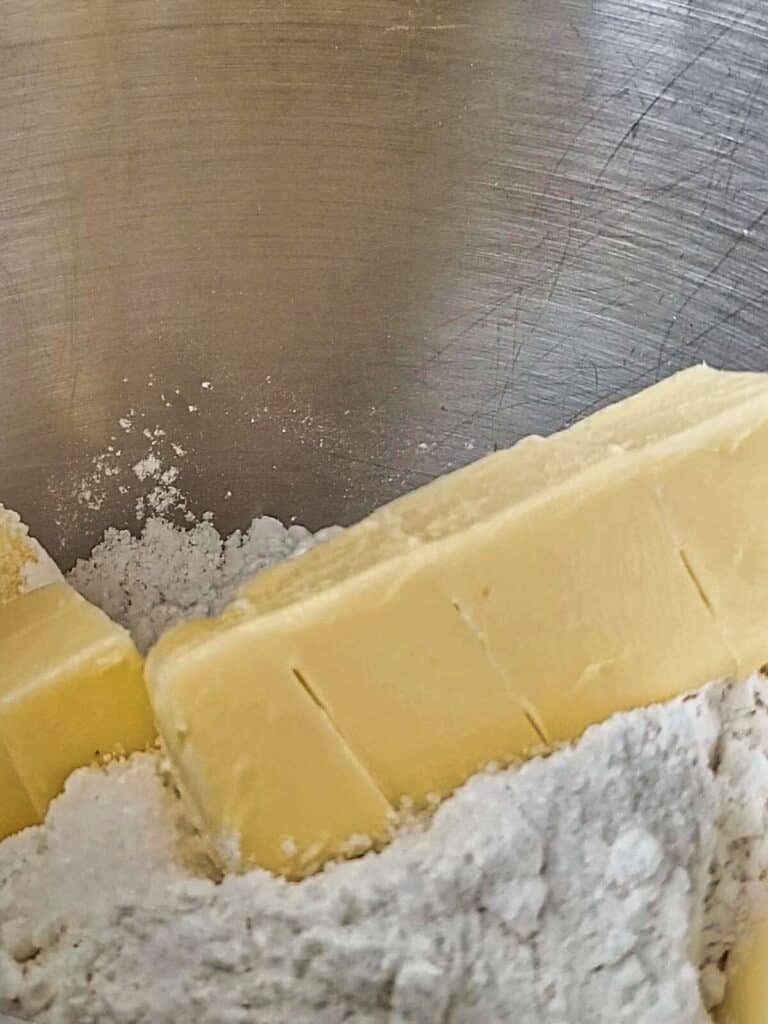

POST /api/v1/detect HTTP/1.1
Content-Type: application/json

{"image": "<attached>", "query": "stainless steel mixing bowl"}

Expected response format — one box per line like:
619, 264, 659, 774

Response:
2, 0, 767, 569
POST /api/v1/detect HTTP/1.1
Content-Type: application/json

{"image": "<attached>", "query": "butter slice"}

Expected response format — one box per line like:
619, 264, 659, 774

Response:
148, 615, 393, 878
0, 506, 65, 837
720, 919, 768, 1023
0, 582, 155, 830
147, 366, 768, 876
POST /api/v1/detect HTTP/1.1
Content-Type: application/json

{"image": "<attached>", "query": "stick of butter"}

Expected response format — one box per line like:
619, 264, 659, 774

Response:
146, 366, 768, 877
148, 614, 393, 878
720, 918, 768, 1022
1, 507, 65, 837
0, 582, 155, 839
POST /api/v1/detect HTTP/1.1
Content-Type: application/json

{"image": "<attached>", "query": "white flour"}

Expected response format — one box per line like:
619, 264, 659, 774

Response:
68, 517, 340, 654
2, 517, 768, 1023
53, 390, 207, 533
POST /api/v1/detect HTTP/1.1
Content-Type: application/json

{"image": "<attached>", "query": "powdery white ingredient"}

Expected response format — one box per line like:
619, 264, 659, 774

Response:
68, 517, 340, 653
51, 405, 199, 534
131, 455, 162, 482
697, 679, 768, 1007
1, 517, 767, 1023
3, 679, 768, 1023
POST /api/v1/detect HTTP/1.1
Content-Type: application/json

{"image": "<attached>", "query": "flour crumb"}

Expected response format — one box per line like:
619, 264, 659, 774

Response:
132, 454, 162, 482
50, 401, 198, 537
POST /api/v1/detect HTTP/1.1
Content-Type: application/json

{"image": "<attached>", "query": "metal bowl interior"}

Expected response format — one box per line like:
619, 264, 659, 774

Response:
1, 0, 767, 568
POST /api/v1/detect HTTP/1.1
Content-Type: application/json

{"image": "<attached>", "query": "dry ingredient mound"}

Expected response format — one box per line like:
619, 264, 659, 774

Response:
1, 516, 767, 1024
68, 516, 341, 653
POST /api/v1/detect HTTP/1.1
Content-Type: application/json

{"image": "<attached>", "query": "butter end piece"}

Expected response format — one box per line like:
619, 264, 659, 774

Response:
0, 582, 155, 818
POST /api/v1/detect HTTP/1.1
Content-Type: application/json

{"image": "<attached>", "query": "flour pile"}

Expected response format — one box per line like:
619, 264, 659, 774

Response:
1, 517, 768, 1024
68, 517, 341, 654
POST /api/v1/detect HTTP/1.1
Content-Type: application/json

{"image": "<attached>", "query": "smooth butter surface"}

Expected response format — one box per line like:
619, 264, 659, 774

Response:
0, 507, 65, 836
0, 582, 155, 834
147, 366, 768, 876
150, 620, 393, 878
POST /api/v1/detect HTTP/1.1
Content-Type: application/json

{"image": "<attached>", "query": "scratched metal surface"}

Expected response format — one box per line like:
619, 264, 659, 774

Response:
1, 0, 768, 569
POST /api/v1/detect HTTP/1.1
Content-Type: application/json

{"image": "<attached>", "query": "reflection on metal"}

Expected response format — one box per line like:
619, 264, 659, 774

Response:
1, 0, 767, 566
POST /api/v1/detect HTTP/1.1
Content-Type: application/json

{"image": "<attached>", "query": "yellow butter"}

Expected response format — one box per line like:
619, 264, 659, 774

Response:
650, 411, 768, 680
0, 582, 155, 829
720, 918, 768, 1023
238, 365, 761, 751
147, 366, 768, 876
0, 506, 66, 836
0, 740, 39, 838
148, 615, 393, 878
